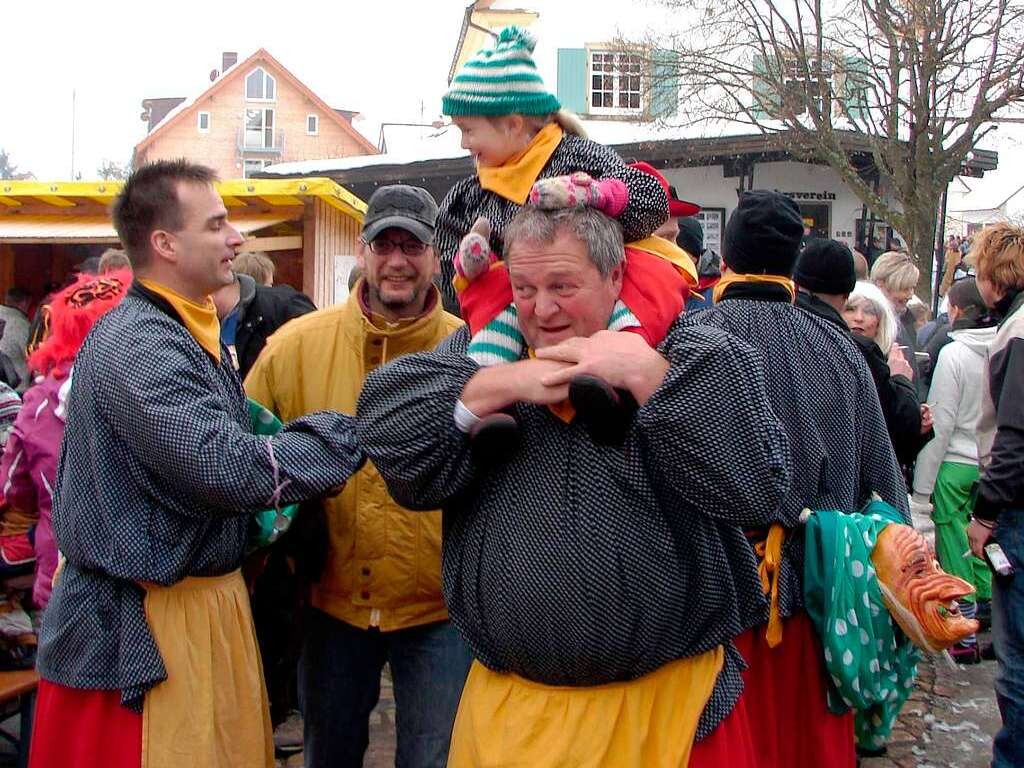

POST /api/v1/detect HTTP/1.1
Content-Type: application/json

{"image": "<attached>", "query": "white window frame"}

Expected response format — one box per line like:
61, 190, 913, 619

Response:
587, 47, 644, 116
244, 107, 275, 149
306, 114, 319, 135
197, 111, 210, 133
781, 53, 835, 116
242, 158, 273, 179
245, 67, 276, 102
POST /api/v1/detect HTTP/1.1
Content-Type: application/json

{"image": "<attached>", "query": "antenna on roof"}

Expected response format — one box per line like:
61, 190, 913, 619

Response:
210, 69, 220, 82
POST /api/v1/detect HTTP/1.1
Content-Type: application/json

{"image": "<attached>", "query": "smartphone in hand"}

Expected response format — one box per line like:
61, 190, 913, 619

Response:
986, 542, 1015, 578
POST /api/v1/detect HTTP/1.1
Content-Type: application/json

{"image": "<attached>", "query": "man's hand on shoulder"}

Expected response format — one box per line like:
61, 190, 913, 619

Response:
460, 358, 572, 416
535, 331, 669, 405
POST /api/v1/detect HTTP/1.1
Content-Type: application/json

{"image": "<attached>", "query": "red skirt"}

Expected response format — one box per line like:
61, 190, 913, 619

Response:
688, 684, 758, 767
29, 679, 142, 768
729, 612, 856, 768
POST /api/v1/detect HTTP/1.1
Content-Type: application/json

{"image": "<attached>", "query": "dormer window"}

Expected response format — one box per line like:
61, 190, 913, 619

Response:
245, 68, 276, 101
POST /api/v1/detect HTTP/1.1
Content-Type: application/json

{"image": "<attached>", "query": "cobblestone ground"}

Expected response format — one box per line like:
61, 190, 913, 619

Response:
861, 638, 1000, 768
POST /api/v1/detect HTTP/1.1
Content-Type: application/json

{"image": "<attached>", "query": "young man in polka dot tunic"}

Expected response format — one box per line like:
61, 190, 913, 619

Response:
358, 205, 793, 767
29, 161, 365, 768
677, 190, 909, 767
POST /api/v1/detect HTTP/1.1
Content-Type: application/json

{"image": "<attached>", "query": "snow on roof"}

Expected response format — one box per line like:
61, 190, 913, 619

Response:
264, 125, 467, 175
263, 115, 775, 177
948, 163, 1024, 214
148, 98, 192, 134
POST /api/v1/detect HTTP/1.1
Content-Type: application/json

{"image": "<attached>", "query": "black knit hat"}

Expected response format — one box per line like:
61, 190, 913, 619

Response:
676, 216, 704, 259
723, 191, 804, 276
795, 238, 856, 296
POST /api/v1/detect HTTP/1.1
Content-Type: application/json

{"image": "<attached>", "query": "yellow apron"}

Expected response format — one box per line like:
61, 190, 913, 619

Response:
447, 647, 724, 768
141, 570, 273, 768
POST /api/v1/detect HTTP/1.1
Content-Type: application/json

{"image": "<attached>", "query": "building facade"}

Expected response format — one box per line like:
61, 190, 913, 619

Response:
134, 49, 376, 179
265, 1, 910, 257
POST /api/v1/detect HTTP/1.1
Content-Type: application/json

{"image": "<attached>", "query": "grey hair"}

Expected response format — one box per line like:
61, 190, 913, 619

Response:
503, 206, 625, 276
846, 280, 899, 355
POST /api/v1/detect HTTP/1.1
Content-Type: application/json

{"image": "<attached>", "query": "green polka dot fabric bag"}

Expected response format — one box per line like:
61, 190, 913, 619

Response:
246, 399, 300, 552
803, 499, 921, 752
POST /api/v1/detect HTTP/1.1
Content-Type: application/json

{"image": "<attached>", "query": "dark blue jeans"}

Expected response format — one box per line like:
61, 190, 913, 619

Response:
992, 511, 1024, 767
298, 608, 472, 768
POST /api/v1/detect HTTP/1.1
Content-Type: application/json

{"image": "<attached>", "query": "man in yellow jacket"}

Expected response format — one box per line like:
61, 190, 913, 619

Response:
245, 185, 467, 768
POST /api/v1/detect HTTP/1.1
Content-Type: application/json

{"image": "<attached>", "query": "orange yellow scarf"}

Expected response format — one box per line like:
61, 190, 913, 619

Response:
139, 279, 221, 363
627, 236, 699, 287
477, 123, 564, 204
711, 271, 796, 304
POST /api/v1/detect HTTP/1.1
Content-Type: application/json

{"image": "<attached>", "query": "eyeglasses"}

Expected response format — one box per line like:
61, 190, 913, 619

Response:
366, 238, 429, 257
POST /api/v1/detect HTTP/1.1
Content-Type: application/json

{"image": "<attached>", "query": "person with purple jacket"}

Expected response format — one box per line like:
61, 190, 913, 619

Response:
0, 270, 131, 607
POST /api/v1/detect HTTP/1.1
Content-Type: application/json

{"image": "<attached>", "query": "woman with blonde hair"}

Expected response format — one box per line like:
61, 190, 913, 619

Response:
844, 281, 931, 469
871, 251, 919, 313
871, 251, 924, 390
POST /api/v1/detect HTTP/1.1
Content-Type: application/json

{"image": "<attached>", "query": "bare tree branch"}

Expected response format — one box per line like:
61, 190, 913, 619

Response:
629, 0, 1024, 297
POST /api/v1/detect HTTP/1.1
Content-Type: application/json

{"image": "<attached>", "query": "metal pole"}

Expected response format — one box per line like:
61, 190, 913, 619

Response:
70, 89, 76, 178
932, 186, 949, 315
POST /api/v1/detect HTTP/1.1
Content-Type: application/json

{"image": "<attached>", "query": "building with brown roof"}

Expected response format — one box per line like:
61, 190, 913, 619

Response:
134, 49, 376, 179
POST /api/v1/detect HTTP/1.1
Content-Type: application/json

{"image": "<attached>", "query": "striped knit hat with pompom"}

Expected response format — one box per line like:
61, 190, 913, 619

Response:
443, 26, 561, 116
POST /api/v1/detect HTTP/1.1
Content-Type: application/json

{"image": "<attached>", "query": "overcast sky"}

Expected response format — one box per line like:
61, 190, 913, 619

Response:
4, 0, 1023, 215
3, 0, 480, 179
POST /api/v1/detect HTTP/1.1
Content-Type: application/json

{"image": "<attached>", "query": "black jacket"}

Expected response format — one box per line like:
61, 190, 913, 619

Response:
233, 274, 316, 379
920, 319, 951, 387
796, 291, 926, 467
975, 291, 1024, 522
896, 309, 925, 398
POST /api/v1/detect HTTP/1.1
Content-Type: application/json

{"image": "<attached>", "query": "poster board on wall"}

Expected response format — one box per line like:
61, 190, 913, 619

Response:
695, 208, 726, 254
333, 255, 358, 304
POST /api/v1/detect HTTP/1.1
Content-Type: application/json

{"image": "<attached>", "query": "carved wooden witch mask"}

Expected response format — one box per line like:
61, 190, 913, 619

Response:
871, 523, 980, 653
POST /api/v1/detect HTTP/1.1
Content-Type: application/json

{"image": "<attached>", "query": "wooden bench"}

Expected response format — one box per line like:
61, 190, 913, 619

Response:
0, 669, 38, 768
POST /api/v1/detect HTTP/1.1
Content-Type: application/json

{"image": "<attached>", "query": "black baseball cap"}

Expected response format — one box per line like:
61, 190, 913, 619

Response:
361, 185, 438, 244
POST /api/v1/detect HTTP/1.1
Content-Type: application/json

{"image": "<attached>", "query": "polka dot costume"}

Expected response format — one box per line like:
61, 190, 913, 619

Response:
804, 499, 922, 750
678, 296, 911, 632
357, 321, 792, 738
37, 287, 364, 710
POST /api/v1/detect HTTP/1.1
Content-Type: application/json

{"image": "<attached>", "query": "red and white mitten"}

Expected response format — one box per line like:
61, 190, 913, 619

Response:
528, 172, 628, 217
455, 217, 496, 282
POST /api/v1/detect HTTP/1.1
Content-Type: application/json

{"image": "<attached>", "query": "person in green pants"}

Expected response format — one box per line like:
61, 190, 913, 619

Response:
933, 462, 991, 594
913, 278, 998, 662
